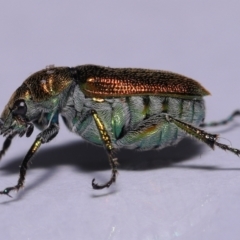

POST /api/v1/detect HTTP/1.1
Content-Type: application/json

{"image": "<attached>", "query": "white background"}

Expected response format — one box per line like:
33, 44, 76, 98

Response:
0, 1, 240, 240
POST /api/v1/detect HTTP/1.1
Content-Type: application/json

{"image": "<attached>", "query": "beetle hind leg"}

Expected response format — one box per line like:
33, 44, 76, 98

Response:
91, 110, 118, 190
92, 155, 118, 189
215, 142, 240, 156
200, 110, 240, 128
168, 115, 240, 156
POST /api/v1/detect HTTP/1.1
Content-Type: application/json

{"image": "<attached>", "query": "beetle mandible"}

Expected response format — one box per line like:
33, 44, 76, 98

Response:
0, 64, 239, 197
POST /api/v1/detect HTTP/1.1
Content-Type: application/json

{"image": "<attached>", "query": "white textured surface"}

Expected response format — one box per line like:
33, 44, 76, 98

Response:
0, 1, 240, 240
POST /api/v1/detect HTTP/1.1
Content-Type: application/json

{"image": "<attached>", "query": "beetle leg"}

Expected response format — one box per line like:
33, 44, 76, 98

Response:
0, 124, 59, 197
168, 115, 240, 156
200, 110, 240, 128
36, 123, 59, 143
0, 138, 42, 197
91, 110, 118, 190
0, 133, 16, 160
116, 115, 167, 148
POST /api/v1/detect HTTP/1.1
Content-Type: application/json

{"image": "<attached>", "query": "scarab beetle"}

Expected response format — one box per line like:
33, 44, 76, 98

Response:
0, 64, 239, 197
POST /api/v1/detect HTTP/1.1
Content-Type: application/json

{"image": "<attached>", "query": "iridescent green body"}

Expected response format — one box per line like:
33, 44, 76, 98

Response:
64, 91, 205, 150
0, 64, 239, 197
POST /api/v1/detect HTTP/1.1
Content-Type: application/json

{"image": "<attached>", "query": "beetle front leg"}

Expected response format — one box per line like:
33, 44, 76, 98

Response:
0, 133, 16, 161
91, 110, 118, 190
0, 123, 59, 197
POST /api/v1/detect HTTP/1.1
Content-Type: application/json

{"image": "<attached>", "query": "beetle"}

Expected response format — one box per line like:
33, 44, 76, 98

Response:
0, 64, 239, 197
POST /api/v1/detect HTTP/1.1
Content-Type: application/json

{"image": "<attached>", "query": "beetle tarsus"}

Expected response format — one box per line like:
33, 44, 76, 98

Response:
0, 187, 17, 198
92, 158, 118, 190
215, 142, 240, 156
92, 169, 117, 189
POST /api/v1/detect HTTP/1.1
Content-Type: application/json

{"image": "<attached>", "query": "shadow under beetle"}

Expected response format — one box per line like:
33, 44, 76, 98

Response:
0, 64, 239, 197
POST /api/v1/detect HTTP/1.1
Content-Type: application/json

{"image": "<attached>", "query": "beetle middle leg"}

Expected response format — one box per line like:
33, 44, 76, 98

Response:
0, 123, 59, 197
91, 110, 118, 189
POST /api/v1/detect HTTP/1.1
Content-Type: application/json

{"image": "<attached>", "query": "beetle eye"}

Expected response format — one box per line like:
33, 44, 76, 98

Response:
11, 99, 27, 116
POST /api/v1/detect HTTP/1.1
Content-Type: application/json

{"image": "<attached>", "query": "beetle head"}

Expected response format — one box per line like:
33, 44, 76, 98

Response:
0, 67, 73, 138
0, 83, 34, 138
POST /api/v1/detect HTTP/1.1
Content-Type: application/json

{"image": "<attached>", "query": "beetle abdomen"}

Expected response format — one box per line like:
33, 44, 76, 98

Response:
64, 85, 205, 150
114, 96, 205, 149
